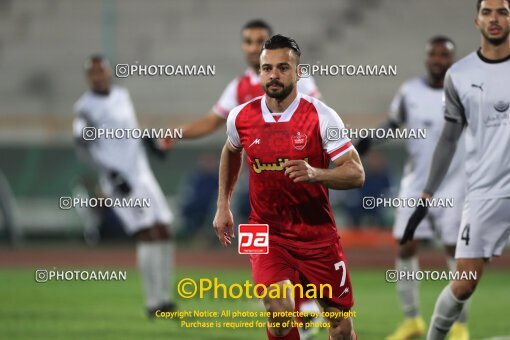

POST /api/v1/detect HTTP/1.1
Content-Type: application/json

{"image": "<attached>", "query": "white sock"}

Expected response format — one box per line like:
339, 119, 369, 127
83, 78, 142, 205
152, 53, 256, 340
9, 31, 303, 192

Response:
396, 257, 420, 318
299, 299, 321, 315
446, 258, 470, 324
427, 283, 466, 340
159, 241, 175, 304
136, 242, 161, 309
446, 257, 456, 274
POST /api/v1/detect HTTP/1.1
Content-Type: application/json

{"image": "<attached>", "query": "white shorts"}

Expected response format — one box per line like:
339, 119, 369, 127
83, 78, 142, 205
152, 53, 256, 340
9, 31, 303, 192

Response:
102, 172, 173, 235
455, 197, 510, 259
393, 198, 464, 245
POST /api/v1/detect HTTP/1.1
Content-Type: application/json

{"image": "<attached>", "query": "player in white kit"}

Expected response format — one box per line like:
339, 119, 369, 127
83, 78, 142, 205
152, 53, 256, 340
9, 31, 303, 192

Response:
73, 55, 176, 317
402, 1, 510, 339
356, 37, 469, 340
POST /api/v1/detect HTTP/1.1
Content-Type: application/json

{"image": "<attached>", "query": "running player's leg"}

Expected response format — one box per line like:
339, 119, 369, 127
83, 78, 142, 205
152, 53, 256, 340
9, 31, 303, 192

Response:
135, 222, 175, 316
145, 175, 176, 312
296, 238, 356, 339
433, 204, 470, 339
111, 176, 176, 316
263, 280, 300, 339
428, 198, 510, 339
251, 244, 300, 339
387, 206, 433, 339
427, 258, 484, 340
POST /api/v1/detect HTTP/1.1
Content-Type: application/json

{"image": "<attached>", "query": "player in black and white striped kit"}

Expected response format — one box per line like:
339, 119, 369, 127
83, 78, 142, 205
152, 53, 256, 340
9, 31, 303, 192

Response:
402, 1, 510, 338
73, 55, 176, 317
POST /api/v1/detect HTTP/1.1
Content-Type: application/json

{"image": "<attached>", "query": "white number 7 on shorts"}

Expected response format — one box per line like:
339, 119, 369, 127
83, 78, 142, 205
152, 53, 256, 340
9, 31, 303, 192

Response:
334, 261, 347, 287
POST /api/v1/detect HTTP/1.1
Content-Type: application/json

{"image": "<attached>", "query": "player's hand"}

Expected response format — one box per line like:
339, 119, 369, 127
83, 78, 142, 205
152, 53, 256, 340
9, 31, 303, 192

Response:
213, 206, 235, 247
400, 194, 431, 245
143, 137, 167, 159
159, 136, 176, 151
282, 160, 319, 183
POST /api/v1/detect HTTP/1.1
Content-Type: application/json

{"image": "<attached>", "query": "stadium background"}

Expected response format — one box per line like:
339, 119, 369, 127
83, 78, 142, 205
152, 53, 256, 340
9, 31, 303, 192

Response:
0, 0, 509, 339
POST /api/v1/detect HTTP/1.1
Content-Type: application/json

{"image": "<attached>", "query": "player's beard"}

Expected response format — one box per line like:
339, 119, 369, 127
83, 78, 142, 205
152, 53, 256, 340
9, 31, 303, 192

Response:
263, 81, 294, 100
428, 67, 448, 85
481, 26, 510, 46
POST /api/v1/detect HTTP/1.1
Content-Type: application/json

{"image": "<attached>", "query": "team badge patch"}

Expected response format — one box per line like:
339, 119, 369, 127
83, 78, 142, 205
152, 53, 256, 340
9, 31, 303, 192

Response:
291, 132, 307, 150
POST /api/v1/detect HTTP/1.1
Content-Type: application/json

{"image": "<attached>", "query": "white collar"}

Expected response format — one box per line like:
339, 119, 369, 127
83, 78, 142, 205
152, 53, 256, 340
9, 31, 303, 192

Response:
261, 92, 302, 123
245, 68, 260, 86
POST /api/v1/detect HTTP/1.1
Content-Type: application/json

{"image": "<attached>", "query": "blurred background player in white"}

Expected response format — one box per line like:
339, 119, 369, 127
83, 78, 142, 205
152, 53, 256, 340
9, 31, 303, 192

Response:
160, 19, 321, 147
355, 37, 469, 340
402, 0, 510, 339
73, 55, 176, 317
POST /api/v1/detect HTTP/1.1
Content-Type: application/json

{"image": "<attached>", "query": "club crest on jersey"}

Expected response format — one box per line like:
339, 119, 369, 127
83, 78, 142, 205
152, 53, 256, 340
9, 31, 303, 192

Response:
291, 132, 307, 150
494, 101, 510, 113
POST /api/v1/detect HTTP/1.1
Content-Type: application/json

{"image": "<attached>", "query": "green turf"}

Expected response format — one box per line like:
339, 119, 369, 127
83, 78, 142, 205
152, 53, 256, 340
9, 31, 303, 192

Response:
1, 267, 509, 339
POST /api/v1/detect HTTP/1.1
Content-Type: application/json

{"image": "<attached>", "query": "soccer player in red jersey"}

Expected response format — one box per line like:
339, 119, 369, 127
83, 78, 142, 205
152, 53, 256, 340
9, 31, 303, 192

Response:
213, 35, 365, 340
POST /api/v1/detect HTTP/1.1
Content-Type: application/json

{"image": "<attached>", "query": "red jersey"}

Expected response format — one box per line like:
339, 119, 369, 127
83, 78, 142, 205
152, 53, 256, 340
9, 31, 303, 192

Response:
213, 68, 321, 118
226, 93, 353, 249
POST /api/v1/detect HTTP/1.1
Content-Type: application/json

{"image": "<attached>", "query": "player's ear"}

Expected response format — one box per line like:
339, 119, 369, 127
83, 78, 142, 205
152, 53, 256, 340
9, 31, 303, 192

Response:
296, 63, 303, 80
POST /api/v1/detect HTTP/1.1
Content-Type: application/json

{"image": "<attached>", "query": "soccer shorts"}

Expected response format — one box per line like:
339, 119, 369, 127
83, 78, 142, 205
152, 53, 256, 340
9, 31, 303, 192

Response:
455, 197, 510, 259
250, 236, 354, 310
102, 172, 173, 235
393, 197, 464, 245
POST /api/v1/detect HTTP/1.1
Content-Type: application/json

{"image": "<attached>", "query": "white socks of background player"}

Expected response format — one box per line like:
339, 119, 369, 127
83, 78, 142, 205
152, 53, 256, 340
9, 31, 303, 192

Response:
396, 257, 420, 318
159, 241, 175, 304
427, 283, 466, 340
299, 299, 321, 317
136, 241, 175, 310
446, 258, 470, 324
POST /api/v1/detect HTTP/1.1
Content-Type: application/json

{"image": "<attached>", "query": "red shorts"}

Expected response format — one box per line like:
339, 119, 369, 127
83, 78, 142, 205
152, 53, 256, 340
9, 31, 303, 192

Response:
250, 237, 354, 310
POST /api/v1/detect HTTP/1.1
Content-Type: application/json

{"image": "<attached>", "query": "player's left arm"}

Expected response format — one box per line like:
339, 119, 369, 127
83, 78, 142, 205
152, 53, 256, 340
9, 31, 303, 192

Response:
283, 148, 365, 189
401, 72, 466, 244
72, 109, 100, 169
283, 102, 364, 189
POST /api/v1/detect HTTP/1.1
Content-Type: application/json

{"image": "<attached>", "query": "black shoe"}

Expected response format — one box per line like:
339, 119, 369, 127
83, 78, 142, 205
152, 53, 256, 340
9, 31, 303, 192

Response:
159, 302, 177, 313
146, 302, 177, 319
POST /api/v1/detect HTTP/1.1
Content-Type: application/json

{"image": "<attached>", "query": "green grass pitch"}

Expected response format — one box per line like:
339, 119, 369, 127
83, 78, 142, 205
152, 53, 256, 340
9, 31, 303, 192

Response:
1, 268, 509, 339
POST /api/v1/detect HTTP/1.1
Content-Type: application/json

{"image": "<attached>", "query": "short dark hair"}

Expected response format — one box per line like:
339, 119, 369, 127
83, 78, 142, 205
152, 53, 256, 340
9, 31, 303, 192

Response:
477, 0, 510, 12
242, 19, 273, 35
84, 54, 110, 71
428, 35, 456, 51
262, 34, 301, 60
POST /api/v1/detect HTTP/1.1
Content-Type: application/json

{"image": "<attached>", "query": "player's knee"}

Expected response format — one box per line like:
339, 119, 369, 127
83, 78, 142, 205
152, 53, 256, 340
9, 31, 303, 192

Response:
398, 240, 417, 258
451, 279, 478, 300
155, 223, 171, 240
134, 224, 170, 241
264, 298, 294, 335
134, 228, 150, 241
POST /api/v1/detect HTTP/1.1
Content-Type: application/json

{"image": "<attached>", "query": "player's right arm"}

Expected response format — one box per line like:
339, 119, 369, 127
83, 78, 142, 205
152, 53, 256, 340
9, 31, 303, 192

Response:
355, 85, 407, 156
179, 112, 226, 139
159, 111, 226, 150
213, 105, 244, 247
213, 141, 242, 247
401, 72, 466, 244
161, 78, 238, 149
